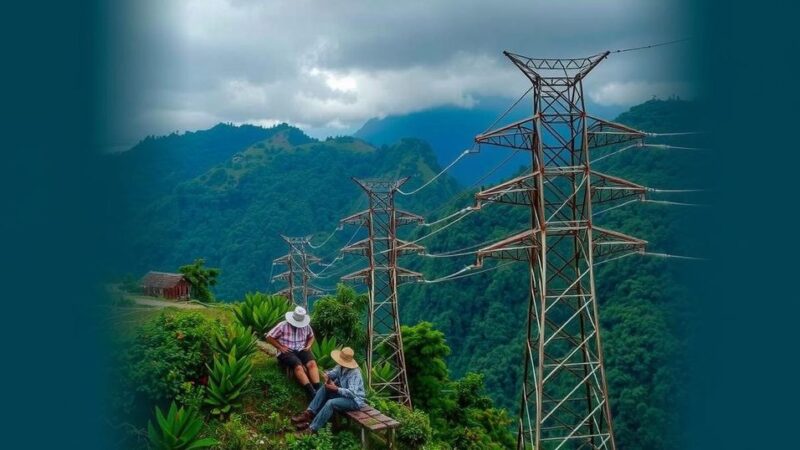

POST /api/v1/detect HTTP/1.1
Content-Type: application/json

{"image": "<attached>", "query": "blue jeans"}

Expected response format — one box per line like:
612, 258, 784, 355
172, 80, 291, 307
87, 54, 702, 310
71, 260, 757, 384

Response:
307, 387, 359, 431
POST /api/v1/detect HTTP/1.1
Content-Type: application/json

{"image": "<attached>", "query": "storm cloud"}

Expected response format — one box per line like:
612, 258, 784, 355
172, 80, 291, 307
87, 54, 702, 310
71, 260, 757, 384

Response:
100, 0, 695, 148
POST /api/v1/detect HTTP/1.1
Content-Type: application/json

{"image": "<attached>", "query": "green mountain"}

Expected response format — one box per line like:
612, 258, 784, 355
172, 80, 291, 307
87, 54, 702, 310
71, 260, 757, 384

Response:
398, 99, 709, 449
115, 99, 706, 449
115, 128, 460, 300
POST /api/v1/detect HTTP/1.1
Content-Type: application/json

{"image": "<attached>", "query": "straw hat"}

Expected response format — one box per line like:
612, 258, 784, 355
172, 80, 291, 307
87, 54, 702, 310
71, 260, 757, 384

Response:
285, 306, 311, 328
330, 347, 359, 369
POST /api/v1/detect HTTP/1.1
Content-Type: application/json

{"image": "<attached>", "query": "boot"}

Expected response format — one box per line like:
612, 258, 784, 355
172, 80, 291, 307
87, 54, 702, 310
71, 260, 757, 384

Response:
291, 410, 314, 424
295, 421, 310, 431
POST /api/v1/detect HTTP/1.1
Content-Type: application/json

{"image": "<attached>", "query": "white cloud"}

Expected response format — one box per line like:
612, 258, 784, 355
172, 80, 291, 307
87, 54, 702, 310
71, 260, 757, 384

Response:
590, 81, 696, 106
103, 0, 695, 145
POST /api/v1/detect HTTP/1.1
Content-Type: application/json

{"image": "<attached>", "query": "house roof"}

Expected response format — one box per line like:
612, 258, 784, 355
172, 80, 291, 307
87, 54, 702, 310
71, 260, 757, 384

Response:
141, 271, 188, 288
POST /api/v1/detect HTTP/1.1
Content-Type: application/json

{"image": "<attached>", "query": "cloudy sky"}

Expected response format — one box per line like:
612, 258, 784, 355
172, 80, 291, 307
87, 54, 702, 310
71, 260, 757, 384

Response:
100, 0, 695, 149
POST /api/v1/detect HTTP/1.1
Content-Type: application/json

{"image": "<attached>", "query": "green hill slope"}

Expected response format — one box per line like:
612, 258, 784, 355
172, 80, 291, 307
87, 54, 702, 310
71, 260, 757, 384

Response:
397, 99, 709, 449
116, 99, 707, 449
117, 129, 460, 300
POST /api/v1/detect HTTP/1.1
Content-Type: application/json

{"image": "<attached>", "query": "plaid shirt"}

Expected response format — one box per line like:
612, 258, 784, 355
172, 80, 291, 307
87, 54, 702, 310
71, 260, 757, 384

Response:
266, 320, 314, 352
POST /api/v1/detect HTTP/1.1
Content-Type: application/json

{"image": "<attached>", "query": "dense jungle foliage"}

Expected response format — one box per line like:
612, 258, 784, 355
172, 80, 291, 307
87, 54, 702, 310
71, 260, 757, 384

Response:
113, 99, 708, 449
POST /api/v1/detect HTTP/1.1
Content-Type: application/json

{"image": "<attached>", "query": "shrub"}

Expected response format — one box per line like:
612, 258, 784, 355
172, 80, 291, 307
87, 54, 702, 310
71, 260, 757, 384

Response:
371, 361, 397, 386
400, 322, 451, 413
310, 284, 366, 346
331, 430, 361, 450
286, 424, 334, 450
213, 323, 257, 359
310, 336, 337, 369
259, 411, 292, 435
205, 348, 253, 417
234, 292, 288, 336
372, 398, 432, 449
117, 311, 220, 412
213, 413, 251, 450
147, 401, 218, 450
175, 381, 206, 411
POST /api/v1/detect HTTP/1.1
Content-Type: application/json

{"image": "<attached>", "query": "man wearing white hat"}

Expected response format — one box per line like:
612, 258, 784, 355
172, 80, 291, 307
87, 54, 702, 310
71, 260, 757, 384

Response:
291, 346, 366, 434
265, 306, 320, 398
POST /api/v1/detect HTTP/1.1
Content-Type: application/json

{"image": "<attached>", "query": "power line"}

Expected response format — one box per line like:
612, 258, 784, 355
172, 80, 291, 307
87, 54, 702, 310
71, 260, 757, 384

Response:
641, 143, 708, 151
307, 226, 342, 249
482, 86, 533, 134
420, 149, 523, 220
312, 222, 365, 276
414, 85, 533, 217
593, 197, 708, 217
398, 149, 474, 196
610, 38, 690, 54
597, 250, 707, 266
421, 207, 475, 227
384, 184, 519, 256
308, 196, 367, 250
591, 140, 709, 165
645, 131, 703, 137
417, 247, 707, 285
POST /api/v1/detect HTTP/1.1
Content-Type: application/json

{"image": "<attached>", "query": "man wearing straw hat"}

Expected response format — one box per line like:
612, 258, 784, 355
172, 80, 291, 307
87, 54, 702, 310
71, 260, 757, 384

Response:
265, 306, 320, 398
291, 346, 366, 433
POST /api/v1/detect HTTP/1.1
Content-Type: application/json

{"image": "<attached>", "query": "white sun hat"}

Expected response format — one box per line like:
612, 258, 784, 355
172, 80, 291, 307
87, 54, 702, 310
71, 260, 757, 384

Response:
285, 305, 311, 328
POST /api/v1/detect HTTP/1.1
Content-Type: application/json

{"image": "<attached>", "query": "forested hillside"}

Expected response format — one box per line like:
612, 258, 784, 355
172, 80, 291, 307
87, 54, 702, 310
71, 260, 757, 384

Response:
114, 99, 707, 449
114, 128, 459, 300
397, 99, 709, 449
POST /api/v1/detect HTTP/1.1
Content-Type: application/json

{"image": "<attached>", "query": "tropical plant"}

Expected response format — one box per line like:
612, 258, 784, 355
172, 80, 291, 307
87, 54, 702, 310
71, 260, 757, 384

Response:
205, 347, 253, 417
211, 413, 250, 449
310, 284, 367, 347
212, 323, 257, 359
116, 311, 219, 413
178, 258, 220, 302
147, 401, 218, 450
310, 336, 337, 369
401, 321, 451, 412
233, 292, 288, 336
286, 424, 335, 450
371, 361, 397, 386
372, 397, 432, 449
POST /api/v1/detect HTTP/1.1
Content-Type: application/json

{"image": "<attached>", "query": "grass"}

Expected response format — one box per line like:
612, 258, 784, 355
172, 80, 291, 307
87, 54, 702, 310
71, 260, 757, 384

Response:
108, 297, 354, 448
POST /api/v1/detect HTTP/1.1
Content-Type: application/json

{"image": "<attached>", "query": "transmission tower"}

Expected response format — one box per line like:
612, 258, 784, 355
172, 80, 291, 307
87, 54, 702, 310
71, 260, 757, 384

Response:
339, 178, 424, 407
272, 235, 324, 309
473, 51, 648, 449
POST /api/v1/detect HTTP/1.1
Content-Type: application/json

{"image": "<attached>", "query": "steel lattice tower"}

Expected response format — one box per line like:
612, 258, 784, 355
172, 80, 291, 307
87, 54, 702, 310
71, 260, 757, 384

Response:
339, 178, 424, 407
473, 51, 649, 449
272, 235, 324, 309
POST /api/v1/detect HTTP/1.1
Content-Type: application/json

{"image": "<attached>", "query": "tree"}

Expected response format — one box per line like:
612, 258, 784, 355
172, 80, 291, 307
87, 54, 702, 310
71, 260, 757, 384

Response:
179, 258, 220, 302
401, 321, 451, 413
310, 284, 367, 348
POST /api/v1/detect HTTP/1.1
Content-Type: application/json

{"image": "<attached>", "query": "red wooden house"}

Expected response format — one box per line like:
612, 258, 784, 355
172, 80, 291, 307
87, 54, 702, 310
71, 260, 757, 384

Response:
141, 271, 191, 300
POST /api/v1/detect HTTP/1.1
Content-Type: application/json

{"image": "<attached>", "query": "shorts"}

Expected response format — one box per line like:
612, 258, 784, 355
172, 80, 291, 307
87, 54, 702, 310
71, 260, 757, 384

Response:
277, 349, 315, 369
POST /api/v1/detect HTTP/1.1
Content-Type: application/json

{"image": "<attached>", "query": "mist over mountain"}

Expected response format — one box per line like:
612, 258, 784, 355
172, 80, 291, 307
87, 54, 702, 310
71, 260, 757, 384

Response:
354, 96, 627, 184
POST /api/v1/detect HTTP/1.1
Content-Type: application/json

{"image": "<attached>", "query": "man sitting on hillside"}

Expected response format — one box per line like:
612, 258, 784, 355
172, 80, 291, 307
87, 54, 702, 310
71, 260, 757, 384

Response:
291, 346, 366, 434
265, 306, 320, 398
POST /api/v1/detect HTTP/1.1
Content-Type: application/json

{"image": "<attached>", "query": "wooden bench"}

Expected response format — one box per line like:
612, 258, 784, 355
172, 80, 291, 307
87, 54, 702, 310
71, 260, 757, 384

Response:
344, 405, 400, 449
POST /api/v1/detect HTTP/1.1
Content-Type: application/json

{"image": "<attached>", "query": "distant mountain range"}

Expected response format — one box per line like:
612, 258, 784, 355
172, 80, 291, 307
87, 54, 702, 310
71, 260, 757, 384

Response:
109, 127, 460, 299
354, 96, 627, 184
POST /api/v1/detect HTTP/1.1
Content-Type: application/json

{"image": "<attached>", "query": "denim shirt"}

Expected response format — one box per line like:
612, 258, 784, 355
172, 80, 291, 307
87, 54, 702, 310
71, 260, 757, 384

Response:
326, 365, 366, 407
